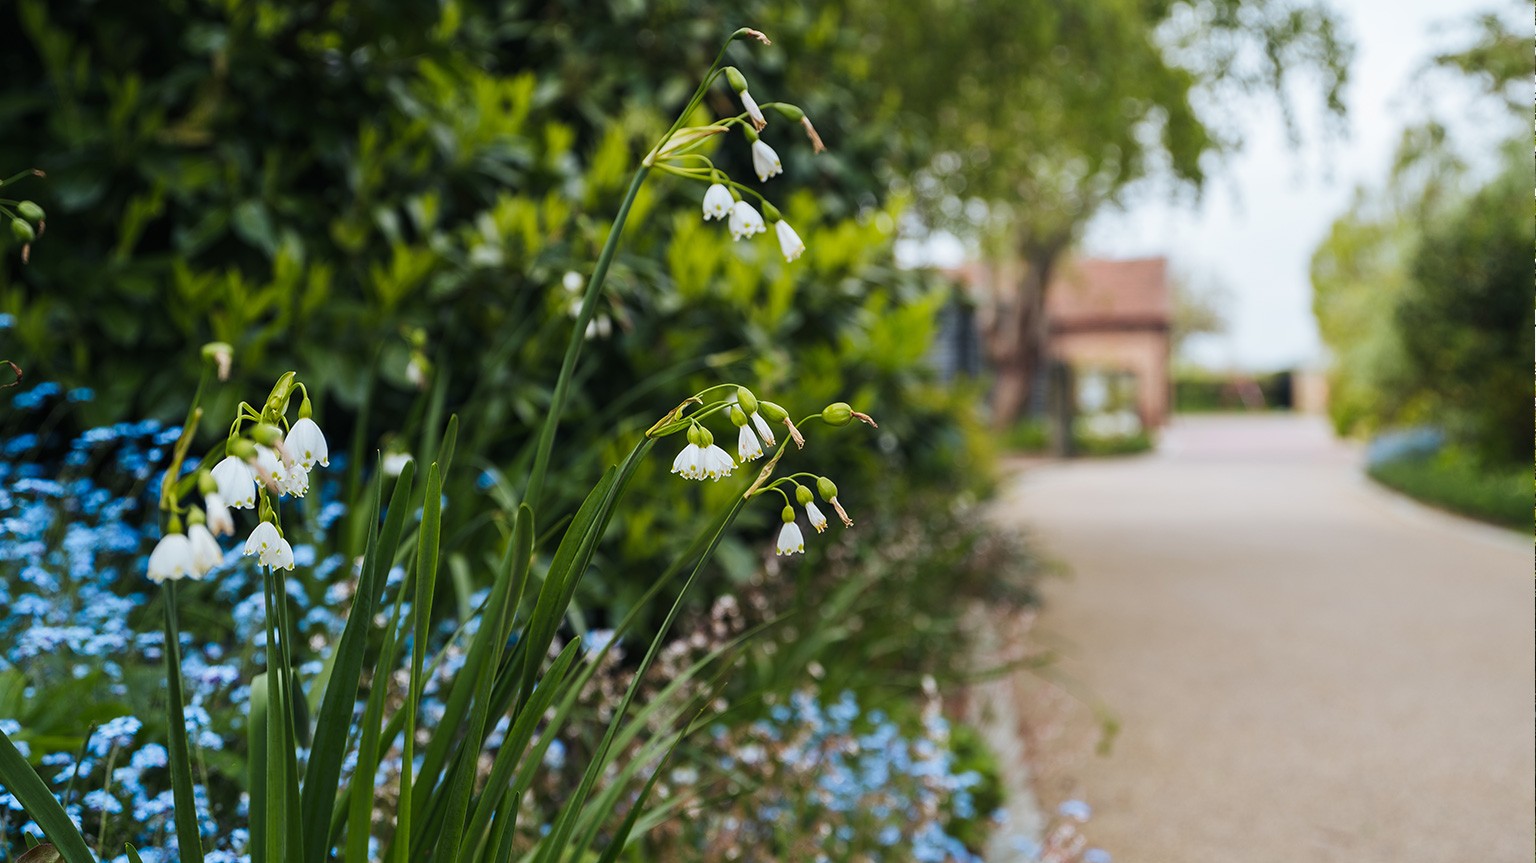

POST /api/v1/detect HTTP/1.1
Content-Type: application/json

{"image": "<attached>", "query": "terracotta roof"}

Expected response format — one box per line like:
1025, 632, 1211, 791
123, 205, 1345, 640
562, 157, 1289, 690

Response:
1046, 257, 1170, 330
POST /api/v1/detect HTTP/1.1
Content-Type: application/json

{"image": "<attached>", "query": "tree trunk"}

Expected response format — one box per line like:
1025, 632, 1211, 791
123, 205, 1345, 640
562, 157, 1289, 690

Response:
986, 241, 1064, 429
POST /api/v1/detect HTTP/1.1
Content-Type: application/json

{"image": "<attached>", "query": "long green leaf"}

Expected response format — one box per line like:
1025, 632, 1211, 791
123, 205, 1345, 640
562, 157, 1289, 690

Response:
392, 461, 444, 862
524, 166, 651, 515
342, 578, 406, 863
247, 673, 268, 863
514, 465, 618, 703
408, 500, 526, 832
162, 580, 204, 863
532, 493, 746, 863
300, 460, 416, 862
430, 506, 534, 861
0, 729, 93, 863
459, 640, 582, 853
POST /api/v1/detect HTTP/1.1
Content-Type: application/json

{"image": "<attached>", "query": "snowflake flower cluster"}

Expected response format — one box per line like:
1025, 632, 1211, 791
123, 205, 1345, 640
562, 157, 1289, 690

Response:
657, 386, 874, 559
148, 372, 330, 582
646, 29, 823, 264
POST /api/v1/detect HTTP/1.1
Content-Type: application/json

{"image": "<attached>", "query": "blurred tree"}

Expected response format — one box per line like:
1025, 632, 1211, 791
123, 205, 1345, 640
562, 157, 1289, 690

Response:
858, 0, 1351, 424
1311, 4, 1530, 462
1397, 149, 1532, 466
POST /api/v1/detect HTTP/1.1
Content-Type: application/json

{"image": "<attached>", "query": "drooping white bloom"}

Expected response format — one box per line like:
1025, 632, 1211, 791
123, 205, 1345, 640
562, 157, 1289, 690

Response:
284, 417, 329, 470
671, 443, 705, 480
750, 412, 776, 447
804, 501, 829, 534
739, 89, 766, 130
147, 534, 196, 583
727, 201, 766, 241
700, 443, 735, 479
248, 445, 285, 490
204, 492, 235, 537
243, 521, 295, 570
211, 456, 257, 509
670, 441, 735, 481
187, 523, 224, 577
737, 424, 764, 462
702, 184, 735, 221
751, 139, 782, 182
279, 462, 310, 498
243, 521, 280, 559
774, 220, 805, 262
267, 537, 296, 571
775, 520, 805, 556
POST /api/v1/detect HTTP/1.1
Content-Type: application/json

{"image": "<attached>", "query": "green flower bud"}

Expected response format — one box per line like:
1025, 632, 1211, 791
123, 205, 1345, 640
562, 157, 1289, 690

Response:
197, 470, 218, 496
16, 201, 44, 223
759, 400, 788, 422
781, 504, 795, 524
687, 424, 702, 446
696, 424, 715, 447
795, 484, 814, 506
729, 405, 748, 427
299, 396, 314, 420
10, 219, 34, 243
250, 423, 284, 447
817, 476, 839, 502
186, 506, 206, 527
228, 438, 257, 460
736, 387, 759, 415
772, 103, 805, 122
724, 66, 748, 94
761, 201, 783, 223
821, 402, 853, 427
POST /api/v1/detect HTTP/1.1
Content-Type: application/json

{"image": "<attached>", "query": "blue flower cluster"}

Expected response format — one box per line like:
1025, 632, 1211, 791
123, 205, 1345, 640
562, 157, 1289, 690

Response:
0, 389, 351, 862
678, 689, 990, 862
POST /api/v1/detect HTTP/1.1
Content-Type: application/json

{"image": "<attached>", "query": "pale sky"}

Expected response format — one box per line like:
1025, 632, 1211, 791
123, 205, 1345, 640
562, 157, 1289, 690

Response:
1082, 0, 1521, 371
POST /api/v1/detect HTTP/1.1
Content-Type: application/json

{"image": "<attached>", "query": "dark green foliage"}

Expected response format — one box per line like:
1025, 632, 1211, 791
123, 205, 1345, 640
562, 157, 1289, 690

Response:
1396, 157, 1533, 467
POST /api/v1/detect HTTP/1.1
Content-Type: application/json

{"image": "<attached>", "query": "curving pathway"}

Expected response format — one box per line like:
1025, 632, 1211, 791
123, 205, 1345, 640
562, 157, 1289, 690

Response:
992, 414, 1532, 862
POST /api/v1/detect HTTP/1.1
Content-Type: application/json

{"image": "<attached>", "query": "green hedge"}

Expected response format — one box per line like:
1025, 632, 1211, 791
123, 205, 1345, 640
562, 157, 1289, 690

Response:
1368, 451, 1530, 530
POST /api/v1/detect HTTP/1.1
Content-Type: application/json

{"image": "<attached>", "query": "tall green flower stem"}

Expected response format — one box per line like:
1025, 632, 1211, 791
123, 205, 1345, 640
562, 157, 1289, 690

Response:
162, 580, 205, 863
523, 165, 648, 516
523, 28, 758, 517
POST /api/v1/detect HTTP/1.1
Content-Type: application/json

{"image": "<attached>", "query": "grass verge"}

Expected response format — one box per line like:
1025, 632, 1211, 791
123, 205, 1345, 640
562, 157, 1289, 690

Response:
1367, 454, 1530, 530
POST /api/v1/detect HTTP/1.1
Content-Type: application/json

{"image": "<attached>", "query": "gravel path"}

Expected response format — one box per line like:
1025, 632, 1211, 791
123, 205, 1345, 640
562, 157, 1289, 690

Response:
992, 414, 1532, 862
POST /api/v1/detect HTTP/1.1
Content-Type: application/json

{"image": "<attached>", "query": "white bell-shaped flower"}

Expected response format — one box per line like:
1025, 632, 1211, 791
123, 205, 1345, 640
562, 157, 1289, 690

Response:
147, 533, 196, 583
187, 523, 224, 577
671, 425, 735, 481
279, 462, 310, 498
267, 537, 296, 571
243, 520, 294, 570
728, 201, 766, 241
750, 411, 777, 447
204, 492, 235, 537
670, 443, 705, 480
702, 184, 735, 221
751, 139, 782, 182
804, 501, 829, 534
284, 417, 329, 470
774, 220, 805, 262
211, 456, 257, 509
700, 443, 735, 478
775, 507, 805, 556
737, 423, 764, 462
248, 445, 285, 490
739, 89, 766, 130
